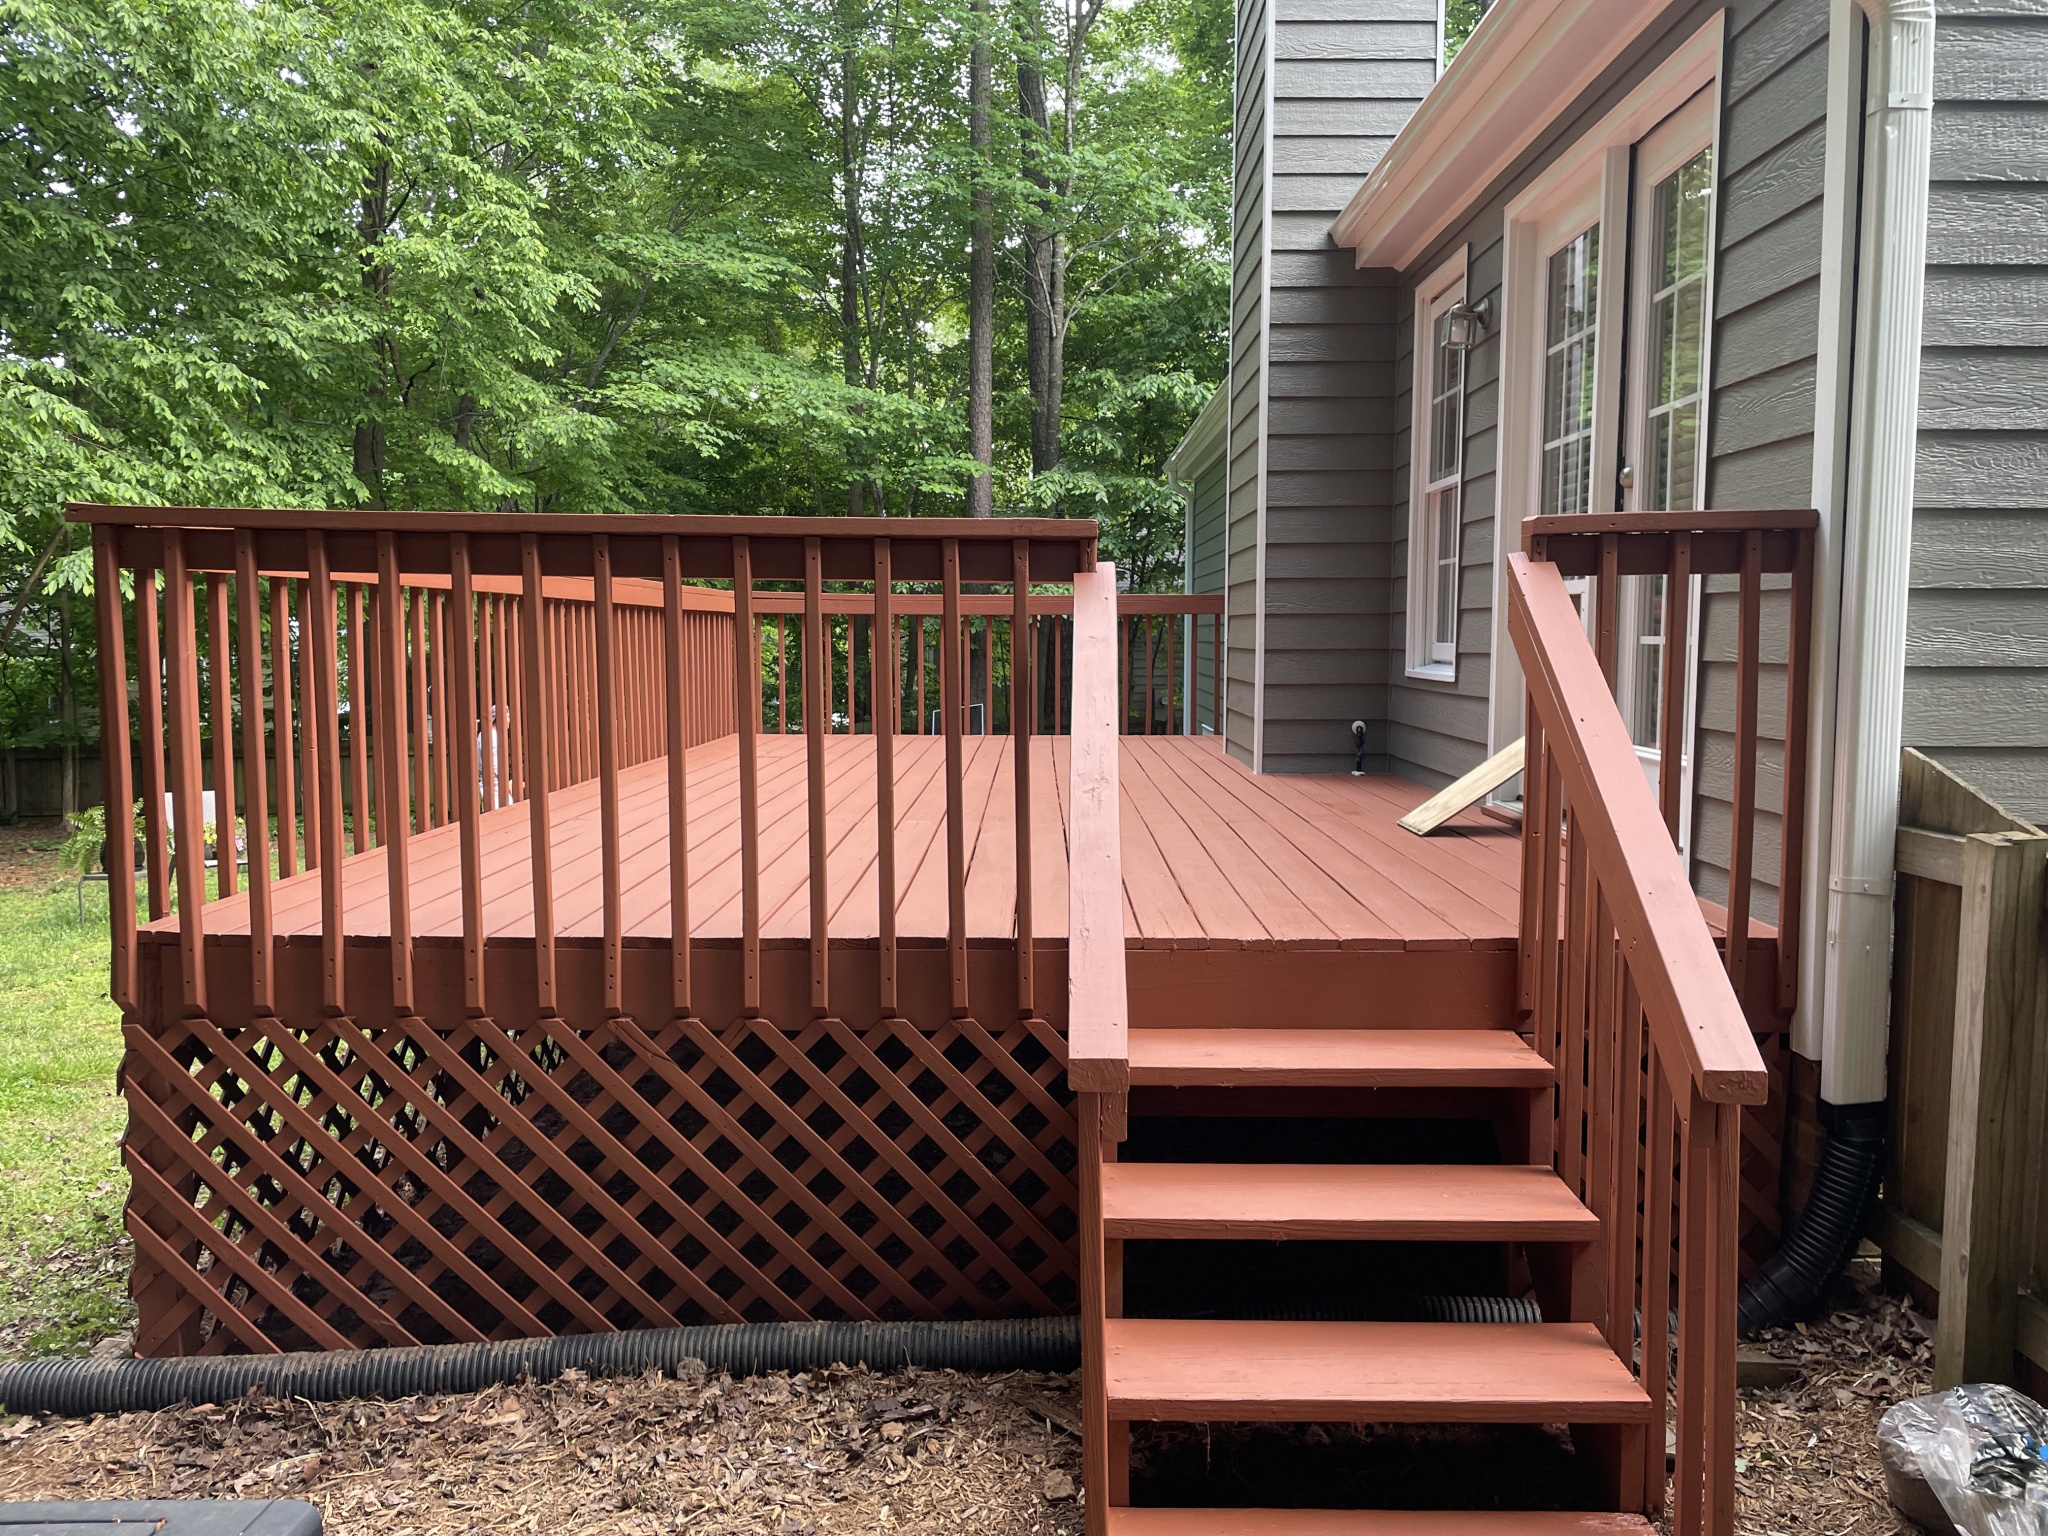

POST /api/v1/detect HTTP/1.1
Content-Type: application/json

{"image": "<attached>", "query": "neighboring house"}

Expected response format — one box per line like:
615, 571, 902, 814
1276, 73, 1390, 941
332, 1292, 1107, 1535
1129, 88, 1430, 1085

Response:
1171, 0, 2047, 1121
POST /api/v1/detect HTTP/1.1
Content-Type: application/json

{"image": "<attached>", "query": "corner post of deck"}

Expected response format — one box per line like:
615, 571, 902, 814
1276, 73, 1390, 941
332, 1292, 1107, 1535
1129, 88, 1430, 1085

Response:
942, 539, 969, 1018
803, 536, 830, 1018
873, 539, 898, 1018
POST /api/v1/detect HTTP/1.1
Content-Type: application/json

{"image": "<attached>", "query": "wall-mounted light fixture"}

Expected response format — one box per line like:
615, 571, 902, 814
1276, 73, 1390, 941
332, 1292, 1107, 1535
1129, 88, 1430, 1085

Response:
1440, 294, 1492, 353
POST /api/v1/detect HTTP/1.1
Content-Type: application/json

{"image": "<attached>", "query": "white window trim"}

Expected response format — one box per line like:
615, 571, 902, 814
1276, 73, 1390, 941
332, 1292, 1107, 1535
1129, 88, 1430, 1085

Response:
1407, 249, 1469, 681
1484, 11, 1727, 761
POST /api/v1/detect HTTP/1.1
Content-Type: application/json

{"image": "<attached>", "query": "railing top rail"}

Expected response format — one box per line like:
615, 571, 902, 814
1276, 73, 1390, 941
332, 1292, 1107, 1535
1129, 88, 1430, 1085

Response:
1525, 508, 1817, 580
1523, 507, 1819, 540
71, 505, 1096, 584
1508, 551, 1767, 1105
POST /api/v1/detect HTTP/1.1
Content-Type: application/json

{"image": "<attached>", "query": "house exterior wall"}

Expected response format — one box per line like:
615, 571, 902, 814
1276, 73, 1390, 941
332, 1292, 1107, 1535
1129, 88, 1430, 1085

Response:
1226, 0, 1435, 771
1191, 454, 1228, 735
1385, 0, 1831, 822
1904, 0, 2048, 826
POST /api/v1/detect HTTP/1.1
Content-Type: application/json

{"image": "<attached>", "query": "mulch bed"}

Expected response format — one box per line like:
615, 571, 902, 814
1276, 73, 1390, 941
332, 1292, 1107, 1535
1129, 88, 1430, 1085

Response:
1730, 1257, 1935, 1535
0, 1365, 1085, 1536
0, 1259, 1951, 1533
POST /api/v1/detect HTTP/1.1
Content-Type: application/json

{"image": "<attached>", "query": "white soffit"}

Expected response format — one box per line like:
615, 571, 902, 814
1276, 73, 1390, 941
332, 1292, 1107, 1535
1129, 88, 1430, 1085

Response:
1330, 0, 1681, 271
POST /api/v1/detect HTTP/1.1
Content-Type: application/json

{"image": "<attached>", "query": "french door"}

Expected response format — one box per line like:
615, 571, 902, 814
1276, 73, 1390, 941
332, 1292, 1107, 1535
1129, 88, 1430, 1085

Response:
1528, 89, 1715, 848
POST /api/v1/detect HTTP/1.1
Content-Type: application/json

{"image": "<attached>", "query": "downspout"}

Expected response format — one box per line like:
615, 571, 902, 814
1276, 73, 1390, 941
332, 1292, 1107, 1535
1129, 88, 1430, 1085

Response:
1743, 0, 1933, 1331
1819, 0, 1933, 1110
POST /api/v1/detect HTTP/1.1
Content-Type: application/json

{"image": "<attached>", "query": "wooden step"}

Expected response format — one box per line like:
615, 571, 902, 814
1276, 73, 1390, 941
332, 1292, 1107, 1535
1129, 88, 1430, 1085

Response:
1099, 1163, 1598, 1243
1104, 1319, 1651, 1423
1126, 1029, 1551, 1088
1106, 1512, 1653, 1534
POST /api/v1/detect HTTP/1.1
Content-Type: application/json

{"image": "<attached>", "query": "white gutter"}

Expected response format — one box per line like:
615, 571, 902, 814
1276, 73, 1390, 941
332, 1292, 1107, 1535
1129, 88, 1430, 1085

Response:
1819, 0, 1935, 1106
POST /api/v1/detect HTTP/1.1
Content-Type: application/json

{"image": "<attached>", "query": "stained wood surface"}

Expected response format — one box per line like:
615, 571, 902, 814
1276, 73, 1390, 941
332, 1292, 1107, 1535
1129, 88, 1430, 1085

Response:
1102, 1319, 1651, 1423
1099, 1162, 1597, 1241
1105, 1513, 1652, 1535
153, 736, 1522, 950
1126, 1029, 1552, 1086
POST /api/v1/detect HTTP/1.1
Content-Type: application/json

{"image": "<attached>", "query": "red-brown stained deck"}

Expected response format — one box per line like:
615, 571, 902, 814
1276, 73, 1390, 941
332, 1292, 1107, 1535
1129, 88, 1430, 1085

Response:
155, 735, 1521, 951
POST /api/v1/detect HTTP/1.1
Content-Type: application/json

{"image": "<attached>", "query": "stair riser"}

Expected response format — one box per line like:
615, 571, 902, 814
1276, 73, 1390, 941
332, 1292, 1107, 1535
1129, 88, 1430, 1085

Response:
1128, 948, 1517, 1031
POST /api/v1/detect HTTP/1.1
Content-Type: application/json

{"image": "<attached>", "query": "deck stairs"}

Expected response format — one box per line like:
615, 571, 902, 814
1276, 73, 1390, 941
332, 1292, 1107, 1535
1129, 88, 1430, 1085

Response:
1080, 1014, 1656, 1534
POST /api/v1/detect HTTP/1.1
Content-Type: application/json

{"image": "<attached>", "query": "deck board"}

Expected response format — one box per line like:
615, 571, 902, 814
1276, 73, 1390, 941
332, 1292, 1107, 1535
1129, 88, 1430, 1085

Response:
158, 735, 1522, 949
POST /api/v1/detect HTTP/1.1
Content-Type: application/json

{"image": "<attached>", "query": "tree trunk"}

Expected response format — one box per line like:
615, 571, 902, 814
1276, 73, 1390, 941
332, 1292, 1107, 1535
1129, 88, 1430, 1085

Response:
966, 0, 995, 517
839, 26, 867, 517
57, 582, 76, 822
1016, 46, 1060, 479
356, 153, 393, 510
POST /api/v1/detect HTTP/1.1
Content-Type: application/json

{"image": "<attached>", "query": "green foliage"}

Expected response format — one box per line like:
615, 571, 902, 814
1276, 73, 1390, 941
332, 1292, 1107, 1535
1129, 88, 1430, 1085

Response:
0, 0, 1231, 639
1446, 0, 1488, 62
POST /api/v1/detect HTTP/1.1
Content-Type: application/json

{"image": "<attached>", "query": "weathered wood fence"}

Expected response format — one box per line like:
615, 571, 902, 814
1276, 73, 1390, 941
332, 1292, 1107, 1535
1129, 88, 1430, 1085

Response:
1876, 748, 2048, 1388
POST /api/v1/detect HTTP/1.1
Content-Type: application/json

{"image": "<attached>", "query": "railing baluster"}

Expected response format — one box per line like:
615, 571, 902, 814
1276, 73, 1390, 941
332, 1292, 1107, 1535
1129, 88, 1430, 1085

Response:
1706, 1100, 1742, 1535
494, 596, 514, 806
916, 614, 927, 734
1606, 965, 1645, 1364
162, 533, 207, 1015
270, 577, 297, 877
206, 574, 238, 896
1594, 532, 1619, 686
662, 536, 694, 1021
981, 614, 994, 734
450, 535, 489, 1022
1657, 533, 1693, 840
431, 590, 452, 822
1055, 612, 1065, 734
136, 574, 168, 919
1724, 531, 1764, 999
410, 586, 431, 831
732, 538, 761, 1014
1518, 713, 1547, 1016
1013, 540, 1034, 1020
307, 532, 347, 1017
775, 614, 787, 734
1642, 1076, 1675, 1521
347, 582, 373, 852
1142, 614, 1155, 736
1674, 1089, 1711, 1536
375, 534, 415, 1019
804, 537, 830, 1017
475, 595, 495, 808
1559, 808, 1590, 1196
943, 540, 969, 1015
296, 580, 321, 874
520, 536, 558, 1018
875, 542, 898, 1018
92, 526, 136, 1013
1779, 526, 1816, 1011
234, 533, 274, 1016
594, 536, 626, 1018
1211, 612, 1221, 739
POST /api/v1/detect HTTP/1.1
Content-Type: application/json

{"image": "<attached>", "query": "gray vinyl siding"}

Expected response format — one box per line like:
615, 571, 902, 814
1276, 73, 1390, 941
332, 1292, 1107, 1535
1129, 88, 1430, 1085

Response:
1380, 0, 1830, 841
1256, 0, 1432, 772
1226, 0, 1269, 767
1191, 457, 1228, 735
1904, 0, 2048, 825
1689, 0, 1832, 924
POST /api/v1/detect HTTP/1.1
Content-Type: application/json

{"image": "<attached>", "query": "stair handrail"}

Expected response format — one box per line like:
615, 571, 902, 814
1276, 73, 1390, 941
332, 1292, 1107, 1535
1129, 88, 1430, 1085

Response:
1066, 561, 1129, 1101
1507, 550, 1764, 1536
1508, 552, 1766, 1103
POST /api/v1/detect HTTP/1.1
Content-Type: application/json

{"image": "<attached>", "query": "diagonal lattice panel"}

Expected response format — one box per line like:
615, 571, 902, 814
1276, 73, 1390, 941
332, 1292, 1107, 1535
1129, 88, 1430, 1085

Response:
124, 999, 1079, 1354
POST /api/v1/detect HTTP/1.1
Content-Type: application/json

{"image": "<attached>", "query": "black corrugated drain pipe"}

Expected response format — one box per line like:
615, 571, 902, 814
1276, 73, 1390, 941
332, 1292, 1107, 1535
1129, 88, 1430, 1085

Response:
1738, 1100, 1887, 1336
0, 1317, 1081, 1418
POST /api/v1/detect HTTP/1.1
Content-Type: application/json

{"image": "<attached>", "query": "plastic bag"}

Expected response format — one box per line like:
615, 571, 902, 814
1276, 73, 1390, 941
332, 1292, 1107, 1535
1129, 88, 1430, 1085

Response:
1878, 1384, 2048, 1534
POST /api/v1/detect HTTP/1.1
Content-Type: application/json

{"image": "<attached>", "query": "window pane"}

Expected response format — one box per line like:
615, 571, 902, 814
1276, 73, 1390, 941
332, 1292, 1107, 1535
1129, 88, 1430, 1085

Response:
1643, 148, 1711, 512
1433, 486, 1458, 652
1540, 226, 1599, 518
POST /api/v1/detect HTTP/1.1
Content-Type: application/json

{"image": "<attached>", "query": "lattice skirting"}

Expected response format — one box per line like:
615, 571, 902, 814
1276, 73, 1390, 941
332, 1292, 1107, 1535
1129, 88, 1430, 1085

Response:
122, 942, 1078, 1357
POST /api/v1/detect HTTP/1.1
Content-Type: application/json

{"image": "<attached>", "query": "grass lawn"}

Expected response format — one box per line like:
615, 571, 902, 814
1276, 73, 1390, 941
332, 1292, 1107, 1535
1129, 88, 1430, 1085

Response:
0, 819, 133, 1357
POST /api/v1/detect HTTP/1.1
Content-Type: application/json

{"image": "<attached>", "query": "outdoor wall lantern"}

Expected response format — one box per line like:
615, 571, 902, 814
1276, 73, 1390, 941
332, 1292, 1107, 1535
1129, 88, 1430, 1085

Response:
1441, 295, 1492, 353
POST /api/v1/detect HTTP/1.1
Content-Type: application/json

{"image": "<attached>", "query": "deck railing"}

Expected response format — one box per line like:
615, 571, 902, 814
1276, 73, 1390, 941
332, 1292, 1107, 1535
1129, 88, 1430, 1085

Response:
1523, 509, 1818, 1014
80, 504, 1110, 1353
1508, 550, 1770, 1536
742, 591, 1222, 738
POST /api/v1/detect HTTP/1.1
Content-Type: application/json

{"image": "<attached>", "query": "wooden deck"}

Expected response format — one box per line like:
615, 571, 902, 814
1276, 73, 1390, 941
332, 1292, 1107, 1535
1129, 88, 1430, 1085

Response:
162, 735, 1520, 953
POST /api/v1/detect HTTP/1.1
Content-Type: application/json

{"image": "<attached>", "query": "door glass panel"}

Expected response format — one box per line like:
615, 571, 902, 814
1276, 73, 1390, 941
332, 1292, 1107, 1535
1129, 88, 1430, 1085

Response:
1541, 226, 1600, 517
1644, 147, 1712, 513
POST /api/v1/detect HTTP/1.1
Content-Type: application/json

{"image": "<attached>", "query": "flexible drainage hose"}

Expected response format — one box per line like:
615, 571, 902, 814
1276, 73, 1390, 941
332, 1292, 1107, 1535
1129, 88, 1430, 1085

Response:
0, 1317, 1081, 1418
1738, 1100, 1887, 1336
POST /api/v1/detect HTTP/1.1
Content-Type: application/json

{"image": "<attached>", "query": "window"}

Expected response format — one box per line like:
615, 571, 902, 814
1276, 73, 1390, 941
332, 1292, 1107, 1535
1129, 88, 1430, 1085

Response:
1409, 256, 1468, 677
1541, 226, 1599, 517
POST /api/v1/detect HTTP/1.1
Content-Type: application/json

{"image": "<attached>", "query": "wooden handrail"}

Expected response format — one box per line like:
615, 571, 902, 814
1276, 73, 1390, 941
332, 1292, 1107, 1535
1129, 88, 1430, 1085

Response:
1524, 507, 1817, 1017
1067, 563, 1129, 1098
1508, 554, 1766, 1103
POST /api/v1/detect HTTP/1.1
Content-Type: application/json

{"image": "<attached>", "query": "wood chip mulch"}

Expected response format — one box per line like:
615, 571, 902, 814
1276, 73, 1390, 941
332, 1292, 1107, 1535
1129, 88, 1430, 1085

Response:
1727, 1261, 1934, 1536
0, 1364, 1084, 1536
